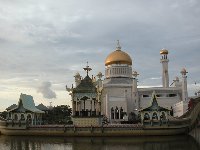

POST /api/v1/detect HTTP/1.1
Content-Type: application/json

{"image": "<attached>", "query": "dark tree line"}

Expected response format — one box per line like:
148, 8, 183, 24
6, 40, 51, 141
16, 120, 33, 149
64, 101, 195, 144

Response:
43, 105, 72, 124
0, 111, 7, 119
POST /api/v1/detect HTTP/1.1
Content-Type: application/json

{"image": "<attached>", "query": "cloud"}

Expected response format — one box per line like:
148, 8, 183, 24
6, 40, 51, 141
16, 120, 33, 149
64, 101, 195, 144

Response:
37, 81, 56, 99
150, 77, 162, 80
0, 0, 200, 110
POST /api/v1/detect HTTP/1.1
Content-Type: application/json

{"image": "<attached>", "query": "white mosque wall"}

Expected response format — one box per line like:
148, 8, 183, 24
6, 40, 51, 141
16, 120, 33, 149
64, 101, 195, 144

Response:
139, 97, 181, 110
105, 64, 132, 78
102, 86, 135, 120
138, 88, 182, 110
173, 101, 188, 117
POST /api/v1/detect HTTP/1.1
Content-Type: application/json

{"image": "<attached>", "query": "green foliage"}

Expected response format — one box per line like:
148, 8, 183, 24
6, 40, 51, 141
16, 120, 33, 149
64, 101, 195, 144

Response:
43, 105, 72, 125
0, 111, 7, 119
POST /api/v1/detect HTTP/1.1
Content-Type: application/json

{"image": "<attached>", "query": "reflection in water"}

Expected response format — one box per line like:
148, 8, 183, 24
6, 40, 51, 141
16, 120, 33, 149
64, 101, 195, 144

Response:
190, 127, 200, 146
0, 130, 200, 150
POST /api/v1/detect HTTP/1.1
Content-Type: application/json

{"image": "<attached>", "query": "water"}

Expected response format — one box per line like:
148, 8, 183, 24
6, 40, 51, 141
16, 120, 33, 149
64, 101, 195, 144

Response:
0, 129, 200, 150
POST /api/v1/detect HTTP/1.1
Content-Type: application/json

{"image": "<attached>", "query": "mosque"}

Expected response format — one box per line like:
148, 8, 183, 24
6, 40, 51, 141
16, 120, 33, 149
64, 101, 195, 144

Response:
66, 41, 189, 125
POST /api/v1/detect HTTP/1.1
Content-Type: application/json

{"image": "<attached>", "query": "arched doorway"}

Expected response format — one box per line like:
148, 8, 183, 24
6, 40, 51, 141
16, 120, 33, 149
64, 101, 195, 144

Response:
152, 112, 158, 120
21, 114, 25, 121
120, 107, 123, 119
144, 113, 150, 120
14, 114, 18, 121
111, 107, 114, 119
27, 114, 32, 124
115, 107, 119, 119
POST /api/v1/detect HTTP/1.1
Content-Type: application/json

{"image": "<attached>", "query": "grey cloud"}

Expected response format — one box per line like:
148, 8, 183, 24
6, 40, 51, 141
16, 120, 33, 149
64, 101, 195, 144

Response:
0, 0, 199, 106
37, 81, 56, 99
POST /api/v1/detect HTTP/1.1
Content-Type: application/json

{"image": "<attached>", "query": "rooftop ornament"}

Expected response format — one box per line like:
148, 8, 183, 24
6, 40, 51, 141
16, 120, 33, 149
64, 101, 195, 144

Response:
83, 61, 92, 76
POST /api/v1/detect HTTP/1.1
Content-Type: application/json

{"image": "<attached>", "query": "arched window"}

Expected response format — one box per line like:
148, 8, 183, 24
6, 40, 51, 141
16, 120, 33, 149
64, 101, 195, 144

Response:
152, 112, 158, 120
21, 114, 25, 120
120, 107, 123, 119
111, 107, 114, 119
27, 114, 32, 124
144, 113, 150, 120
115, 107, 119, 119
14, 114, 18, 121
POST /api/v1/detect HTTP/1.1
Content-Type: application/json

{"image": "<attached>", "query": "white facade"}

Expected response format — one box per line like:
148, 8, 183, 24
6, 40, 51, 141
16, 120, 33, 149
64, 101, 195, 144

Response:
173, 101, 188, 117
100, 43, 189, 122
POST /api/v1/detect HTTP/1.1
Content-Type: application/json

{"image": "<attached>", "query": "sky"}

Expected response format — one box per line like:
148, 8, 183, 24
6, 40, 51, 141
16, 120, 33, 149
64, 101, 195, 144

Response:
0, 0, 200, 111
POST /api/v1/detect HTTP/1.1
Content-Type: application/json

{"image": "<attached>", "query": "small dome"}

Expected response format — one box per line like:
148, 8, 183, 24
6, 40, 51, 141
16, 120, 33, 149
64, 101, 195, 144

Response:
105, 50, 132, 66
74, 72, 81, 77
181, 68, 187, 74
160, 49, 169, 55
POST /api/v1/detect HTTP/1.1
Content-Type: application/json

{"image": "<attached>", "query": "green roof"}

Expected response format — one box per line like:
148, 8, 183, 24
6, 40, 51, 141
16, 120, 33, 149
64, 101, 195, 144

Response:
36, 103, 49, 111
73, 75, 97, 93
140, 93, 169, 112
6, 104, 17, 111
8, 93, 44, 113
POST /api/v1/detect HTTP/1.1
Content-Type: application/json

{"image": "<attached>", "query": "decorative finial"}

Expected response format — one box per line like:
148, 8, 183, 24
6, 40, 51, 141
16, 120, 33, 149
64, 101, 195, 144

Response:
116, 40, 121, 50
132, 71, 139, 78
151, 91, 158, 106
83, 61, 92, 76
180, 68, 188, 76
97, 72, 104, 79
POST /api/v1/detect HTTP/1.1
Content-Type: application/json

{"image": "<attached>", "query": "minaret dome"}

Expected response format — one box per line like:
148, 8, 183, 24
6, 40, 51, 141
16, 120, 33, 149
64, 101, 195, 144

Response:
160, 49, 169, 55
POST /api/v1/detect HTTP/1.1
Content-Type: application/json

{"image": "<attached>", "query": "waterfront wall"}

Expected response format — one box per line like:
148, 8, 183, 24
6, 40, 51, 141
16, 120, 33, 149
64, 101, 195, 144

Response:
72, 117, 101, 126
0, 123, 189, 137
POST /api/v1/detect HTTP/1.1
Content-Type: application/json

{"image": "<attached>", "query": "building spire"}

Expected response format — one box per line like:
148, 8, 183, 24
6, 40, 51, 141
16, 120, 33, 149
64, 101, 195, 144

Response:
160, 49, 169, 88
83, 61, 92, 76
116, 40, 121, 50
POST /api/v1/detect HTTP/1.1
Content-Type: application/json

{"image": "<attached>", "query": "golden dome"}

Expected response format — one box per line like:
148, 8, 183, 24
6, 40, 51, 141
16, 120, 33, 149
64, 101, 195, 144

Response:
160, 49, 169, 55
105, 49, 132, 66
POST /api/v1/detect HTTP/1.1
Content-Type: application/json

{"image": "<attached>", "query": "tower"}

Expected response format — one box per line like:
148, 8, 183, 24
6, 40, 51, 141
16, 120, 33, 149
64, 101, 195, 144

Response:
103, 41, 134, 122
160, 49, 169, 88
181, 68, 188, 101
132, 71, 139, 111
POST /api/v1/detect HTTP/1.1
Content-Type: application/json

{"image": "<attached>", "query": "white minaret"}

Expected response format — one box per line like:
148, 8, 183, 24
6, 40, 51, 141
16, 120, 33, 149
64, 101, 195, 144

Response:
160, 49, 169, 88
132, 71, 139, 93
181, 68, 188, 101
132, 71, 139, 110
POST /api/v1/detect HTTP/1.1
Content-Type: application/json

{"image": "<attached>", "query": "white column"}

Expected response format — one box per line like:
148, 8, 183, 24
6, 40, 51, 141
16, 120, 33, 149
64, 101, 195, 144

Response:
119, 110, 121, 119
181, 68, 188, 101
132, 71, 139, 110
91, 100, 93, 111
72, 101, 75, 115
76, 101, 78, 111
160, 55, 169, 88
105, 94, 108, 117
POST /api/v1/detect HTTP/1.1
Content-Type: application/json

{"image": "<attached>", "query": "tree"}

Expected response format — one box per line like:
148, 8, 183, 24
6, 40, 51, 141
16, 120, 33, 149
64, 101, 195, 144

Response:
0, 111, 7, 119
44, 105, 72, 124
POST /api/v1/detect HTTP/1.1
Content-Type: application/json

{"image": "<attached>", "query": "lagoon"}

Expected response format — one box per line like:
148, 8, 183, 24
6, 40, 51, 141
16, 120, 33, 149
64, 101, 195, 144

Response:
0, 128, 200, 150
